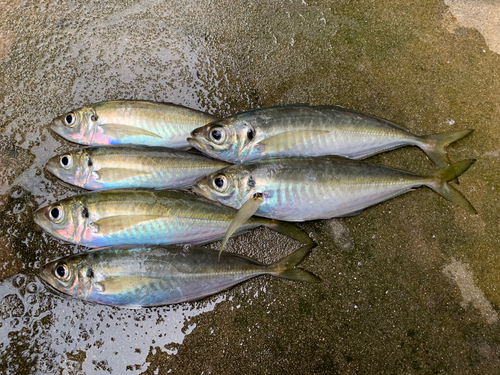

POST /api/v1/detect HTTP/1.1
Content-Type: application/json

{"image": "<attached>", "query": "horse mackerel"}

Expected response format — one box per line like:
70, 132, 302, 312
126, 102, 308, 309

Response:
34, 189, 312, 248
188, 105, 473, 166
40, 244, 320, 308
46, 146, 230, 190
52, 100, 218, 148
193, 157, 477, 222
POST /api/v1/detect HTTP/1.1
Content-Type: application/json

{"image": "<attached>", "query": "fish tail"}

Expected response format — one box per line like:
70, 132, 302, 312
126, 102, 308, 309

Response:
266, 220, 313, 244
267, 244, 321, 283
420, 129, 474, 167
427, 159, 477, 213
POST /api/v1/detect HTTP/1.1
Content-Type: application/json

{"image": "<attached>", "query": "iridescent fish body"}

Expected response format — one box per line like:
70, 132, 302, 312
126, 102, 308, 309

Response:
52, 100, 218, 148
193, 157, 477, 221
34, 189, 311, 247
46, 146, 229, 190
41, 244, 319, 308
188, 105, 473, 166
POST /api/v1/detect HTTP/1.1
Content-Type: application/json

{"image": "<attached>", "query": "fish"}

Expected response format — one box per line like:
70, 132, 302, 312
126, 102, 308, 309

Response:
40, 244, 320, 308
34, 189, 311, 248
51, 100, 218, 148
46, 146, 230, 190
193, 157, 477, 223
187, 104, 473, 166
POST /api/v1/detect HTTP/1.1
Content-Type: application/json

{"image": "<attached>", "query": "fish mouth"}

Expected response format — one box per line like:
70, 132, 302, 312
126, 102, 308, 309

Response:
40, 263, 53, 284
50, 122, 74, 143
190, 184, 208, 198
50, 123, 63, 136
50, 116, 65, 134
33, 207, 50, 232
187, 137, 214, 152
45, 156, 60, 177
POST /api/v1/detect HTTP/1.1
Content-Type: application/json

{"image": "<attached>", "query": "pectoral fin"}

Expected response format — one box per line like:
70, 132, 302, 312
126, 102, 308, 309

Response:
219, 194, 263, 259
100, 123, 163, 139
95, 277, 161, 295
95, 168, 152, 182
93, 215, 163, 234
257, 130, 329, 152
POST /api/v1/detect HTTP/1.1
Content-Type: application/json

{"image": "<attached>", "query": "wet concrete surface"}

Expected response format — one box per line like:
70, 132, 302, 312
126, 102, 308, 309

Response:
0, 0, 499, 373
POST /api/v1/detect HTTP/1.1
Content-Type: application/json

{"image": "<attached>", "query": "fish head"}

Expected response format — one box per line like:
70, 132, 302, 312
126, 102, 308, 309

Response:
187, 117, 256, 163
51, 106, 99, 145
193, 167, 255, 209
41, 253, 93, 298
34, 196, 87, 244
46, 149, 92, 188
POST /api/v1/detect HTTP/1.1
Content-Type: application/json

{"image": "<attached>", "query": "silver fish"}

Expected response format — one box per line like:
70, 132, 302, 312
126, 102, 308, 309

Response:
34, 189, 311, 247
52, 100, 217, 148
193, 157, 477, 222
40, 244, 320, 308
188, 105, 472, 166
46, 146, 229, 190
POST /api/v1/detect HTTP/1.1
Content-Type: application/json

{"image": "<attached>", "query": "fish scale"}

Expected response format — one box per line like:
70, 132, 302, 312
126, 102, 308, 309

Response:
34, 189, 313, 248
46, 146, 229, 190
40, 245, 320, 308
51, 100, 218, 148
188, 105, 473, 166
193, 156, 476, 222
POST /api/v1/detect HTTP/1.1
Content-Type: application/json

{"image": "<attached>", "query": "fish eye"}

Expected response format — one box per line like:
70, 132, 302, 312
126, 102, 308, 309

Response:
60, 155, 73, 169
54, 263, 70, 280
48, 205, 64, 222
209, 127, 226, 144
90, 114, 98, 122
213, 175, 228, 191
64, 113, 76, 127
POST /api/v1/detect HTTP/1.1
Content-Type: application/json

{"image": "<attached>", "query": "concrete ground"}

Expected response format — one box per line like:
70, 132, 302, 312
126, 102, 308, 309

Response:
0, 0, 499, 374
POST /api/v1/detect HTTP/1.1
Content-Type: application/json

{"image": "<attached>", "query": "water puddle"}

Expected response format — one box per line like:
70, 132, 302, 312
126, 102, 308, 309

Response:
0, 274, 225, 374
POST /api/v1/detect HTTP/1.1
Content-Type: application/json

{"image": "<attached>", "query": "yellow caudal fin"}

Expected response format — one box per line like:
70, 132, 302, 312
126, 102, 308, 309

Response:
420, 129, 473, 167
268, 244, 321, 283
428, 159, 477, 213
